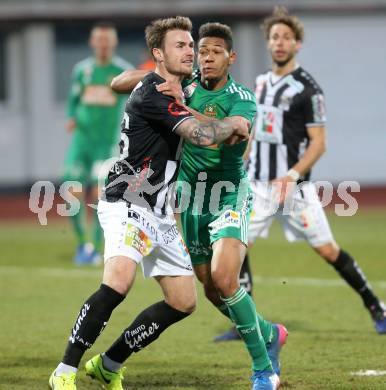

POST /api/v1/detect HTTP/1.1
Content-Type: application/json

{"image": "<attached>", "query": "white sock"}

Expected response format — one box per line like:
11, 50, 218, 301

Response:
55, 363, 77, 376
102, 353, 121, 373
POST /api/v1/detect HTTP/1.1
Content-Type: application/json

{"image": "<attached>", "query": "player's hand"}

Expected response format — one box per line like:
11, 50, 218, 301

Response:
66, 118, 77, 133
156, 81, 184, 103
271, 176, 297, 204
224, 116, 250, 142
223, 134, 244, 145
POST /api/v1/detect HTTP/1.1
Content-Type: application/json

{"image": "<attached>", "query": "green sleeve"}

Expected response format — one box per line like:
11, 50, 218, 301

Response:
227, 92, 257, 125
66, 65, 83, 119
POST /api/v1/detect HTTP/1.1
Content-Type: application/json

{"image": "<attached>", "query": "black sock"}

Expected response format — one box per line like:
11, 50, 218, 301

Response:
239, 254, 253, 297
331, 249, 381, 311
105, 301, 190, 363
62, 284, 125, 367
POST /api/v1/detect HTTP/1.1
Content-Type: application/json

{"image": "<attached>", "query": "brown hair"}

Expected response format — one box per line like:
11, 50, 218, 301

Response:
261, 6, 304, 42
198, 22, 233, 51
145, 16, 192, 58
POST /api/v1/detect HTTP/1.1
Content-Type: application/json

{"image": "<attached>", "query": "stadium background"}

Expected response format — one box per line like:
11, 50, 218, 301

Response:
1, 1, 386, 390
1, 0, 386, 190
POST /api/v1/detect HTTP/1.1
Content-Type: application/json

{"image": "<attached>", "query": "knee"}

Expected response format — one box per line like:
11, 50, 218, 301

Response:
203, 284, 222, 306
314, 243, 340, 263
104, 280, 130, 296
166, 293, 197, 314
211, 269, 239, 298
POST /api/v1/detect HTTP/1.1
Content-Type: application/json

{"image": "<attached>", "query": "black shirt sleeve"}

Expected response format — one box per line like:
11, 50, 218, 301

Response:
138, 82, 194, 132
303, 86, 327, 127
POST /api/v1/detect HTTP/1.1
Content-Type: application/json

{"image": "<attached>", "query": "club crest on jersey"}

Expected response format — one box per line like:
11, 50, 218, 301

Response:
203, 103, 218, 118
183, 82, 198, 99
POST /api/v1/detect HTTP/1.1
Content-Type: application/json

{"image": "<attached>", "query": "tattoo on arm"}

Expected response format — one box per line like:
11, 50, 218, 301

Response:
176, 118, 234, 146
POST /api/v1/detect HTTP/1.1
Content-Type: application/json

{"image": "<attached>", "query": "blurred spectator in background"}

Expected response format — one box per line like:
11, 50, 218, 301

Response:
63, 21, 134, 265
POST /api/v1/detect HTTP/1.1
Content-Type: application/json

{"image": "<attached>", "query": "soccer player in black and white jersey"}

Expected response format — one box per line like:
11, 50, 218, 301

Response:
49, 16, 249, 390
216, 7, 386, 342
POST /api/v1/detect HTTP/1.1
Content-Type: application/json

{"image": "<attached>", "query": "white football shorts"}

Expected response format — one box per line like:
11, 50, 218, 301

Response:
98, 200, 193, 278
248, 181, 334, 247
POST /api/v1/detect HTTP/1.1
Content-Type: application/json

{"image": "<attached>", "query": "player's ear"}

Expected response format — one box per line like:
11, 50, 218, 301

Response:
295, 40, 302, 52
152, 48, 163, 63
229, 50, 237, 65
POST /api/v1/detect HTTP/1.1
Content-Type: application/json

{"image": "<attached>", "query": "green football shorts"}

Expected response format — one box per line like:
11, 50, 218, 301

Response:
180, 192, 252, 265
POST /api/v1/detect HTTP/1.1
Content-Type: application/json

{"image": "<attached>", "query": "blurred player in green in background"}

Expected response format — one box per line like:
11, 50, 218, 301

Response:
63, 22, 134, 264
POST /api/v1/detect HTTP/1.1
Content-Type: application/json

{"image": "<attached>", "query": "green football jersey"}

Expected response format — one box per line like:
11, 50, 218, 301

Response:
179, 73, 256, 184
67, 56, 133, 145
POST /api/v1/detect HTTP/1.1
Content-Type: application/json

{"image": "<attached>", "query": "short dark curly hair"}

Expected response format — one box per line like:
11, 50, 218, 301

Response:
261, 6, 304, 42
198, 22, 233, 51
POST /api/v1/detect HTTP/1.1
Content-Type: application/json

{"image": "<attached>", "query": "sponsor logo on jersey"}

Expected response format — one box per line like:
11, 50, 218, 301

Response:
262, 109, 274, 133
81, 85, 117, 106
125, 223, 152, 256
203, 103, 218, 118
168, 101, 191, 116
183, 81, 198, 99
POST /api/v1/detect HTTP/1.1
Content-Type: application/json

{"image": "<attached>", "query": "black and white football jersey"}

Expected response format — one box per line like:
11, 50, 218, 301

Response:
104, 72, 194, 215
247, 66, 326, 182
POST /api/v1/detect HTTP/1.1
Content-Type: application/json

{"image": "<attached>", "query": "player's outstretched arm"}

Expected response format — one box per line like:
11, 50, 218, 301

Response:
175, 117, 249, 147
111, 69, 150, 93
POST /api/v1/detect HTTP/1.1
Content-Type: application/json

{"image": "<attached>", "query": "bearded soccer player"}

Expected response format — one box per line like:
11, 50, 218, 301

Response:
230, 6, 386, 337
49, 16, 249, 390
63, 22, 134, 264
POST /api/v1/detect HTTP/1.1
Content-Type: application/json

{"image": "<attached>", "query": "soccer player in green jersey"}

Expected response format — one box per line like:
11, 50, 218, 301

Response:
178, 23, 286, 390
63, 22, 134, 264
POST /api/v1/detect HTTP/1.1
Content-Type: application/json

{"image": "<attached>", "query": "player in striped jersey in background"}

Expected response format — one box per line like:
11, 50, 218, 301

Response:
216, 6, 386, 341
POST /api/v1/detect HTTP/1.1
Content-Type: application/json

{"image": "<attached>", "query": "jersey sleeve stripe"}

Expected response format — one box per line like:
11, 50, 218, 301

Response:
305, 122, 326, 127
172, 116, 195, 132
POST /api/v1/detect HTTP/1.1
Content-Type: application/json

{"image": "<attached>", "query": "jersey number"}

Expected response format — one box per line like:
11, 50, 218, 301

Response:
120, 113, 130, 159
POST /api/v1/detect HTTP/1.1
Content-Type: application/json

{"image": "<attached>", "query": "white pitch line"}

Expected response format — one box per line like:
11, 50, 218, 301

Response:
254, 275, 386, 289
351, 370, 386, 377
1, 265, 386, 289
0, 265, 101, 278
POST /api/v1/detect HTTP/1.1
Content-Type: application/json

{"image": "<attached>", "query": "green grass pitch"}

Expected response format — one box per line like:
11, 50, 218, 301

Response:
1, 209, 385, 389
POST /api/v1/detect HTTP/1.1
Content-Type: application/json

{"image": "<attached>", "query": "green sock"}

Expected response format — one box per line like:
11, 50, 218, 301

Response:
257, 312, 274, 345
222, 287, 273, 372
217, 304, 274, 345
69, 200, 86, 245
92, 208, 103, 252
